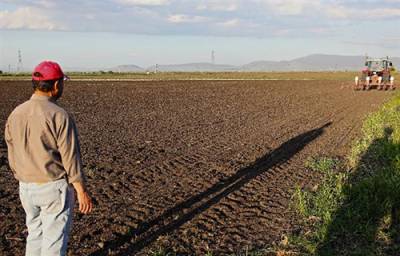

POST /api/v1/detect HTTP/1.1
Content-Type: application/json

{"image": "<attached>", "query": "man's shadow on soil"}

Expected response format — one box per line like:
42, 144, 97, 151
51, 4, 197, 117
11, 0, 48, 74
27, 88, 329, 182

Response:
89, 122, 332, 256
316, 127, 400, 255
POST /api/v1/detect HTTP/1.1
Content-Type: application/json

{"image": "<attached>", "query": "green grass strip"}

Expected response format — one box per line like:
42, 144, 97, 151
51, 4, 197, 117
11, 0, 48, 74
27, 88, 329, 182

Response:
291, 92, 400, 255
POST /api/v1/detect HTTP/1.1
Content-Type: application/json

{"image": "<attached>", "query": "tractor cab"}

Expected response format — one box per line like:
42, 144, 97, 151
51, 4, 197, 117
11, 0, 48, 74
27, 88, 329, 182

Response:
365, 59, 393, 73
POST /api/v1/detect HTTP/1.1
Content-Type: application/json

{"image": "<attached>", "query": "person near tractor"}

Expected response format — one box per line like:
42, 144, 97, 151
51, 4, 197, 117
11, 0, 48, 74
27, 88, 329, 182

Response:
4, 61, 93, 256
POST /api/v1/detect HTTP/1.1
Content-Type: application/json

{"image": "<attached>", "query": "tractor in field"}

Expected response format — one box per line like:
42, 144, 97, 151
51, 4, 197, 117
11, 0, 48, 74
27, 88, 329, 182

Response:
354, 57, 395, 90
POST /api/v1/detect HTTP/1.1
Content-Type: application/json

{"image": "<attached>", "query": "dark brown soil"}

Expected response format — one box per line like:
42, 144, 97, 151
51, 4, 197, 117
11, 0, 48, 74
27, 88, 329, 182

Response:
0, 80, 391, 255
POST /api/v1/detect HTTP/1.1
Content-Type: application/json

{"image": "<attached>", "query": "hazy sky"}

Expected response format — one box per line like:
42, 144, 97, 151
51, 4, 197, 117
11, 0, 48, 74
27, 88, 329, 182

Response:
0, 0, 399, 71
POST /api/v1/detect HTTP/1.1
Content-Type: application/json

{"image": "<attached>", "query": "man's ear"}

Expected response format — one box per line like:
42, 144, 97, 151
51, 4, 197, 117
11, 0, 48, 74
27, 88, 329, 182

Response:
54, 80, 59, 90
52, 80, 60, 96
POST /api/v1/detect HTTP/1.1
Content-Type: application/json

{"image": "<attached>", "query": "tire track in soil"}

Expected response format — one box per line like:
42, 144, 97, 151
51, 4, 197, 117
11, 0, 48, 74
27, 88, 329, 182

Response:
0, 80, 391, 256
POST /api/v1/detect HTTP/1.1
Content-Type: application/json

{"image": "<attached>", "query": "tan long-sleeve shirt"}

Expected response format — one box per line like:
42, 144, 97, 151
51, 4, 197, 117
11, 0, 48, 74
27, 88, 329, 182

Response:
5, 94, 84, 183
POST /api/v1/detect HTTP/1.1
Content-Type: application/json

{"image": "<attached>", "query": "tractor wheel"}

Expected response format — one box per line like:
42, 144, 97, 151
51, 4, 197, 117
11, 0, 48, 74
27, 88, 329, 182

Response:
390, 76, 395, 90
383, 73, 390, 83
354, 76, 361, 90
382, 75, 389, 90
361, 74, 369, 90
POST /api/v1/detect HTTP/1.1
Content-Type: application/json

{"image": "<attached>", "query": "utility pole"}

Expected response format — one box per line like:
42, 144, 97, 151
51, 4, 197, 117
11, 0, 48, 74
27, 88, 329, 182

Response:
17, 49, 23, 73
211, 50, 215, 65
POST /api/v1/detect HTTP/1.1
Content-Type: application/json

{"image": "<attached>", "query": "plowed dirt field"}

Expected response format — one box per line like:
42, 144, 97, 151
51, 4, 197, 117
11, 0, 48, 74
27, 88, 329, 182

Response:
0, 80, 391, 255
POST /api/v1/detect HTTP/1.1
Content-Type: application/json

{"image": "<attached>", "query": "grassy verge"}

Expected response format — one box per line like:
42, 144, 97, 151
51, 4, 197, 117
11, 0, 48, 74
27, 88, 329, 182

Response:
291, 93, 400, 255
0, 71, 358, 81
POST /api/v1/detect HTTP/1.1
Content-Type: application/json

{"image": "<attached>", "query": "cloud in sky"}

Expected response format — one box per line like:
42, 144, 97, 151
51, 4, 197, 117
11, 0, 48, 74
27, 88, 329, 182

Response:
257, 0, 320, 16
325, 3, 400, 19
0, 6, 65, 30
167, 14, 210, 23
0, 0, 398, 36
196, 1, 238, 12
217, 19, 240, 27
116, 0, 170, 6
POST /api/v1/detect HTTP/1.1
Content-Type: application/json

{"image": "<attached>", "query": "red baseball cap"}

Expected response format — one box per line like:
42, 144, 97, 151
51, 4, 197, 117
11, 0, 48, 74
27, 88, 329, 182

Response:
32, 61, 69, 81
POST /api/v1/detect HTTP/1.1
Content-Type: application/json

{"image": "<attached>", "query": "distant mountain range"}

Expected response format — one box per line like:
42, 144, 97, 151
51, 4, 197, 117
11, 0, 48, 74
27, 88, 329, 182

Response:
109, 64, 144, 72
109, 54, 400, 72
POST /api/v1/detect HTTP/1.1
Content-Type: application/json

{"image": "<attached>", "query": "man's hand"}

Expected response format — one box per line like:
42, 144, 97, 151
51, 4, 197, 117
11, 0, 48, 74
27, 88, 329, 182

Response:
72, 181, 93, 214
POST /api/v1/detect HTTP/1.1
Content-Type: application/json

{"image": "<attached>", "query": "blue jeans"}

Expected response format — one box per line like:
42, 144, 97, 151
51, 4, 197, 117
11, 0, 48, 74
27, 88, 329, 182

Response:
19, 179, 75, 256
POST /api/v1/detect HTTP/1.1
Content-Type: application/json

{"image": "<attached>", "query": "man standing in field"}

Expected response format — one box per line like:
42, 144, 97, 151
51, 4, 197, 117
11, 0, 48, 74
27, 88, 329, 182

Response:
4, 61, 93, 256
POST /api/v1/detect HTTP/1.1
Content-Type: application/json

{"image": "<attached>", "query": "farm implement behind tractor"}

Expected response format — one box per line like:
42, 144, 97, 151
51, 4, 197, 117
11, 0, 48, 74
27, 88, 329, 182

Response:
354, 57, 395, 90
